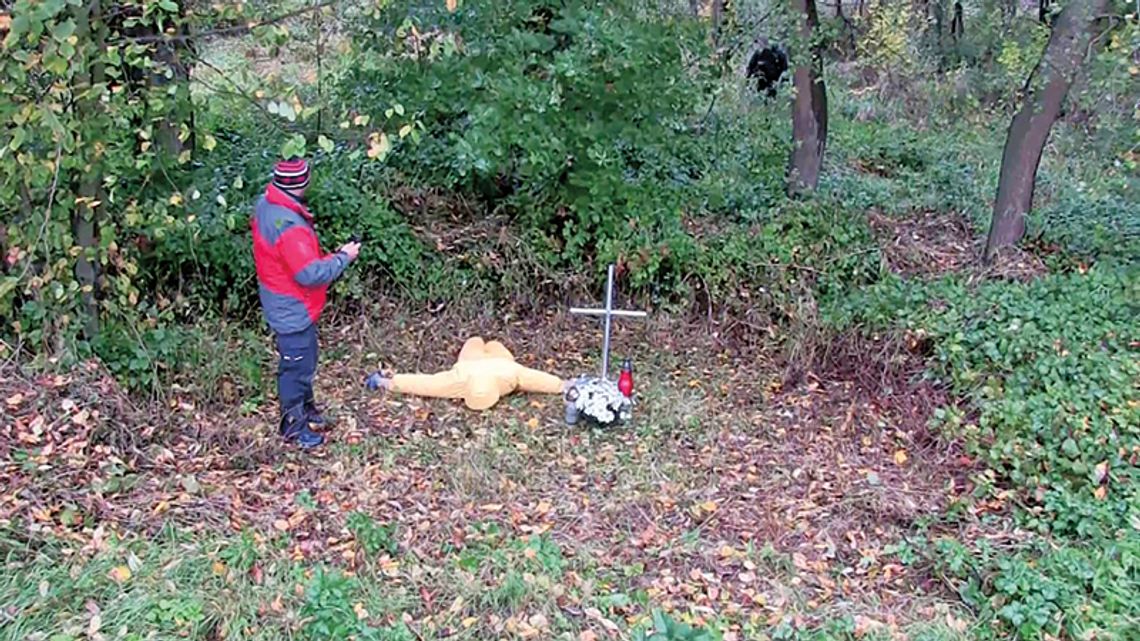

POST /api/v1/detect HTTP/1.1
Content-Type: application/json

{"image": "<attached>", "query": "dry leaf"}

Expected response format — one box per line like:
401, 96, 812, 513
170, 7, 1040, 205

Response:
894, 449, 908, 465
354, 602, 370, 620
853, 615, 884, 637
108, 566, 131, 583
1095, 461, 1109, 484
273, 519, 290, 531
1094, 485, 1107, 500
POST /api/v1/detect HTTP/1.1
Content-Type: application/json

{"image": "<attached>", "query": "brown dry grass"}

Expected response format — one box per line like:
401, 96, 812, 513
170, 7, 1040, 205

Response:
1, 302, 981, 633
868, 209, 1049, 281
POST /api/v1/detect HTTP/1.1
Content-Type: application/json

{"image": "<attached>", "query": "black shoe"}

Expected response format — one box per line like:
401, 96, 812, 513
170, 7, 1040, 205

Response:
280, 410, 325, 449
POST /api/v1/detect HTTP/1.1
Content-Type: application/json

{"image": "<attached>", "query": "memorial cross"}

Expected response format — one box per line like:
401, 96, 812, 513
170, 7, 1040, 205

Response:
569, 264, 648, 379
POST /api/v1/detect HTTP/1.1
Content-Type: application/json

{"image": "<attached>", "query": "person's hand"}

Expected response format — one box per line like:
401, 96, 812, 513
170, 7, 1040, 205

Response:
365, 372, 391, 392
339, 241, 362, 262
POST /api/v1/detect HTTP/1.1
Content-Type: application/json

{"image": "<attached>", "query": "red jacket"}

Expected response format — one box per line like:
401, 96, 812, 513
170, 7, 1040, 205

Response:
251, 184, 348, 334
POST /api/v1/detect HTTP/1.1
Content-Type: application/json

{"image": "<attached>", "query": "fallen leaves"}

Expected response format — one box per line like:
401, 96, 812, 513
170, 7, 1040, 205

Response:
107, 565, 131, 584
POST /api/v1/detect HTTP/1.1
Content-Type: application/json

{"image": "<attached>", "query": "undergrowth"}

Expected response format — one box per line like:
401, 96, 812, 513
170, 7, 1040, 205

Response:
826, 265, 1140, 639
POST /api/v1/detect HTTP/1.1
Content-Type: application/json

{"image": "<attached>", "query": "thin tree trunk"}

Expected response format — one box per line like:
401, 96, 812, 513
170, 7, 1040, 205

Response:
951, 1, 964, 41
153, 0, 193, 158
711, 0, 724, 45
933, 0, 945, 66
73, 0, 105, 339
788, 0, 828, 196
984, 0, 1110, 261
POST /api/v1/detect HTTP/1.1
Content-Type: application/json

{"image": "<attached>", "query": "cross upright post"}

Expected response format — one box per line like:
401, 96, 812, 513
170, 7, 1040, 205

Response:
569, 264, 647, 380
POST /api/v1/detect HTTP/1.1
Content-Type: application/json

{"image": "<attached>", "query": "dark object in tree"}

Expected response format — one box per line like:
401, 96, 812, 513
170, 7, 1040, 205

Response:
950, 1, 964, 41
984, 0, 1110, 261
745, 43, 789, 97
787, 0, 828, 196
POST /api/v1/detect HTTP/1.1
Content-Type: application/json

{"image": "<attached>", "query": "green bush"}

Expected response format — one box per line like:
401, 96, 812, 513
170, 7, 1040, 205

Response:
829, 265, 1140, 639
338, 0, 731, 284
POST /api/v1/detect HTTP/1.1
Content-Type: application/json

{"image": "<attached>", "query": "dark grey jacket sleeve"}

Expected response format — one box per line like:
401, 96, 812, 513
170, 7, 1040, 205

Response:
294, 252, 349, 287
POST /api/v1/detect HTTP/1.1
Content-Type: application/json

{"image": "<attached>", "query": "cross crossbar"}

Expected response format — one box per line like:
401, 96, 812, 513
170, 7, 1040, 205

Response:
569, 264, 647, 379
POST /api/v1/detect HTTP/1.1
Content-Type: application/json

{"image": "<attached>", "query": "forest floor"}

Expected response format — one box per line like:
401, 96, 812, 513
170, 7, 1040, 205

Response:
0, 216, 1000, 641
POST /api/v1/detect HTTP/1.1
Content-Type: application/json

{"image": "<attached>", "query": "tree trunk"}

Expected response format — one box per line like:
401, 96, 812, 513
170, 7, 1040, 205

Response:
153, 0, 194, 158
1038, 0, 1052, 24
984, 0, 1110, 261
711, 0, 724, 45
73, 0, 105, 339
787, 0, 828, 196
951, 1, 964, 41
933, 0, 945, 66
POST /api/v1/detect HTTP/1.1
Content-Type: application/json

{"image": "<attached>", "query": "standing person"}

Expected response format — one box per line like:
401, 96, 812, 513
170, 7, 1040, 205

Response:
251, 157, 361, 449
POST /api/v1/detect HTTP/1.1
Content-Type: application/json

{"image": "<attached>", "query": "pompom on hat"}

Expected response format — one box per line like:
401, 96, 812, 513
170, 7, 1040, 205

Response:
273, 157, 311, 190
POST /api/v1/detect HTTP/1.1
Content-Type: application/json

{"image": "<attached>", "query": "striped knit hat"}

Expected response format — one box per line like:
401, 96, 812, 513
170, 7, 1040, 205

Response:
273, 157, 311, 190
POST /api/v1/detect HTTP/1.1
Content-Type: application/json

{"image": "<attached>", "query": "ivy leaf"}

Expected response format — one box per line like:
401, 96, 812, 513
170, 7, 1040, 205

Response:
51, 19, 76, 42
366, 132, 391, 160
1062, 438, 1079, 458
317, 135, 334, 153
9, 128, 27, 152
202, 135, 217, 152
398, 124, 413, 139
278, 101, 297, 122
281, 134, 306, 159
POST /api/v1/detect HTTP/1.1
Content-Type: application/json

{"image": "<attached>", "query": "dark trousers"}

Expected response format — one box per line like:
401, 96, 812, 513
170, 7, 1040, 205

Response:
275, 324, 319, 421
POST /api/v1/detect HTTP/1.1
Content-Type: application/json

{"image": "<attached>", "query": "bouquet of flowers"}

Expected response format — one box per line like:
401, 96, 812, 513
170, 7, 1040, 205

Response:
564, 375, 632, 427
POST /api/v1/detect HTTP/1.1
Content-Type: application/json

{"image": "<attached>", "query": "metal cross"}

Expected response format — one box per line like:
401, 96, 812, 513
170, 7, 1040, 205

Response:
570, 264, 647, 379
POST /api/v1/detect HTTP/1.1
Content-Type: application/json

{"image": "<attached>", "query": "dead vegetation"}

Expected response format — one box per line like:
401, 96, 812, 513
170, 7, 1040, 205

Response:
868, 209, 1049, 281
1, 300, 981, 633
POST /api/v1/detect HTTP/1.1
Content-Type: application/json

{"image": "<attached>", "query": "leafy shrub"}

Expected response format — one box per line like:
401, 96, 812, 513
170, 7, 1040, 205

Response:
302, 567, 415, 640
632, 609, 722, 641
346, 511, 399, 556
338, 0, 729, 285
829, 265, 1140, 638
929, 534, 1140, 640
